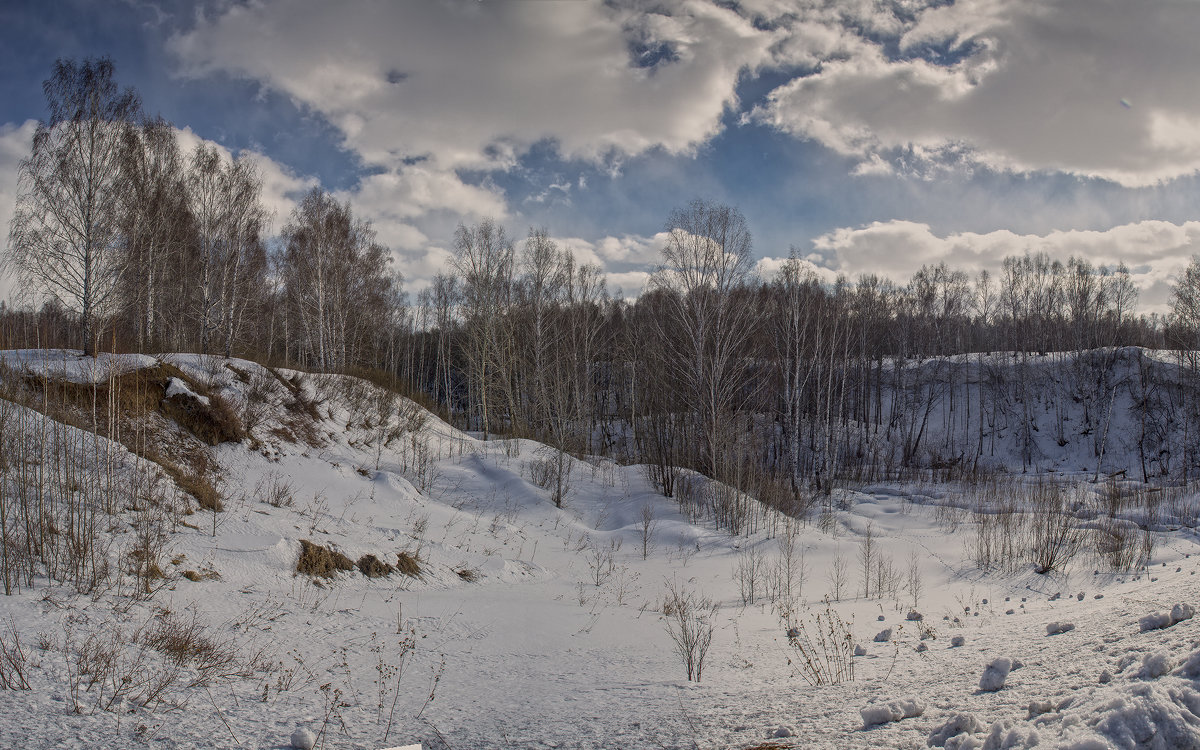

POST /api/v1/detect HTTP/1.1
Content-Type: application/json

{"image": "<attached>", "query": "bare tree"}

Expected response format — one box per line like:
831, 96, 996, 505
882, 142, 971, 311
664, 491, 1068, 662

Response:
280, 188, 393, 370
6, 58, 140, 354
452, 219, 514, 437
650, 199, 756, 477
118, 116, 187, 351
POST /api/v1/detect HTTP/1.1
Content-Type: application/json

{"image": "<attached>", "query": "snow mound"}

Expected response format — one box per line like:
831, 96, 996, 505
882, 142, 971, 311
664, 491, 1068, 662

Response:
1138, 650, 1175, 679
928, 713, 986, 747
874, 627, 893, 642
165, 376, 210, 405
861, 697, 924, 727
1046, 621, 1075, 636
290, 727, 316, 749
1139, 602, 1194, 632
1057, 679, 1200, 748
980, 657, 1012, 692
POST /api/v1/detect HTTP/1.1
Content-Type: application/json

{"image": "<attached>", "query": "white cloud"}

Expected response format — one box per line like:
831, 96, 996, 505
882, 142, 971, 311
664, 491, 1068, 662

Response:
0, 120, 37, 304
169, 0, 778, 242
605, 270, 654, 298
811, 219, 1200, 314
756, 0, 1200, 186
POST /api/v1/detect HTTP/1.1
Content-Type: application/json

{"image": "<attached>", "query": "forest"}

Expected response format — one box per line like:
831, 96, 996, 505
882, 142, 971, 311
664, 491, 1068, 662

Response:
7, 58, 1200, 519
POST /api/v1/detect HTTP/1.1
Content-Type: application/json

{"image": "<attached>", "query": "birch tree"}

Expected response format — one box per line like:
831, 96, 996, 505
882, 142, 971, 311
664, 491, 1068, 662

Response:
650, 199, 756, 477
5, 57, 140, 354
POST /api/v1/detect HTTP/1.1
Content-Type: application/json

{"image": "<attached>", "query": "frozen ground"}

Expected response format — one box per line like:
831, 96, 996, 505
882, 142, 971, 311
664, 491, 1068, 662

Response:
1, 352, 1200, 749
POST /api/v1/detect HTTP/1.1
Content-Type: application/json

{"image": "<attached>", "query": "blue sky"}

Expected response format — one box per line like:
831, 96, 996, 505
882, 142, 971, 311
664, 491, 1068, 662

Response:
4, 0, 1200, 311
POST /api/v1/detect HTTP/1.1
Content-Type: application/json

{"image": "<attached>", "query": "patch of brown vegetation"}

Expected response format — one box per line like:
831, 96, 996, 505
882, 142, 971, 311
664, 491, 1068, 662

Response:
161, 388, 244, 446
395, 551, 422, 578
181, 569, 220, 582
356, 554, 394, 578
296, 539, 354, 578
224, 364, 251, 384
14, 361, 239, 511
455, 568, 478, 582
21, 362, 243, 445
168, 465, 222, 512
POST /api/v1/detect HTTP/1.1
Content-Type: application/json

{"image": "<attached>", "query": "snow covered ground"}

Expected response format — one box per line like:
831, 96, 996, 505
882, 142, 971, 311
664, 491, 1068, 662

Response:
1, 351, 1200, 749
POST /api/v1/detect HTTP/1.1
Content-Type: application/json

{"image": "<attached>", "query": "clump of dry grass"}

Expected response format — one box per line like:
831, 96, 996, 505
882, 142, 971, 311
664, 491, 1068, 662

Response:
455, 568, 478, 583
356, 554, 394, 578
161, 388, 245, 446
395, 551, 422, 578
169, 465, 222, 512
181, 569, 220, 582
296, 540, 354, 578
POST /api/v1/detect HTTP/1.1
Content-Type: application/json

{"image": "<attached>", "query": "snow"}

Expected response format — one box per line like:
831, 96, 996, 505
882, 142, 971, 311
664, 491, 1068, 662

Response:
4, 350, 1200, 748
164, 376, 210, 405
0, 348, 157, 382
289, 727, 316, 749
1139, 603, 1194, 631
980, 657, 1013, 692
860, 697, 924, 727
929, 713, 987, 747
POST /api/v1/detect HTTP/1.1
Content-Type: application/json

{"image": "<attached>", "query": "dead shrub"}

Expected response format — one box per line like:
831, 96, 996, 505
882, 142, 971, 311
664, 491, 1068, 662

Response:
0, 619, 30, 690
139, 611, 242, 678
255, 472, 295, 508
296, 540, 354, 578
356, 554, 394, 578
181, 569, 220, 582
455, 568, 479, 583
170, 467, 222, 512
395, 551, 422, 578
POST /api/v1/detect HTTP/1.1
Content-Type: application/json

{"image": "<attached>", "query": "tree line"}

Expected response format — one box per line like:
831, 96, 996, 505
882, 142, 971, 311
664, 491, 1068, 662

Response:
9, 58, 1200, 507
2, 58, 401, 370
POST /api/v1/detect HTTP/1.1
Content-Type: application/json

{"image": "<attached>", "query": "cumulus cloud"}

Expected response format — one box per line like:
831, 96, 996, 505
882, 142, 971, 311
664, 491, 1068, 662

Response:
169, 0, 778, 232
0, 120, 37, 303
159, 0, 1200, 295
756, 0, 1200, 186
811, 219, 1200, 314
754, 255, 839, 285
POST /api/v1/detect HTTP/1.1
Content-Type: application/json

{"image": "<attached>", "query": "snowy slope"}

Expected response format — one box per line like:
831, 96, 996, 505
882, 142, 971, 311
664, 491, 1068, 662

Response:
0, 351, 1199, 749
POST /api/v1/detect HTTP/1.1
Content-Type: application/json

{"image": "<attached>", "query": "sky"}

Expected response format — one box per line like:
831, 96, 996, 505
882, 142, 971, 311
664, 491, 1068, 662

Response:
4, 0, 1200, 313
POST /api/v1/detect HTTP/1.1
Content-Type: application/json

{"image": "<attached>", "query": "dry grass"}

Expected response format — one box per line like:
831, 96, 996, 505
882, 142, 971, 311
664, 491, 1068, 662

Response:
161, 388, 244, 446
396, 551, 423, 578
296, 540, 354, 578
455, 568, 479, 583
169, 465, 222, 512
22, 363, 244, 446
181, 569, 220, 582
15, 362, 235, 512
356, 554, 394, 578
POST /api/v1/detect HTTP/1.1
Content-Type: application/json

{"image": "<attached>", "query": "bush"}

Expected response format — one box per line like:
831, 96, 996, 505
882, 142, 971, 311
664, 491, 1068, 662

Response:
395, 551, 422, 578
782, 599, 855, 686
663, 579, 718, 683
296, 540, 354, 578
356, 554, 394, 578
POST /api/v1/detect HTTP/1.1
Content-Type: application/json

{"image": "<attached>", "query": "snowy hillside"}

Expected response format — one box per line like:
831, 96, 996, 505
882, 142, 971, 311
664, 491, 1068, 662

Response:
1, 350, 1200, 749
